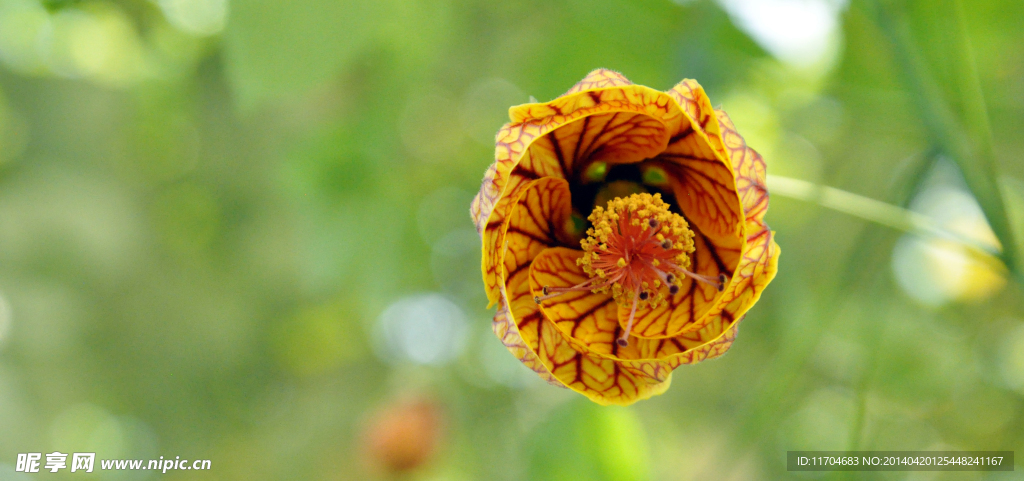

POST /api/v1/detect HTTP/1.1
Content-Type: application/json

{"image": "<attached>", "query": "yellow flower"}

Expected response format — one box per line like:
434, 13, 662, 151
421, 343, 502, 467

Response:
470, 69, 780, 405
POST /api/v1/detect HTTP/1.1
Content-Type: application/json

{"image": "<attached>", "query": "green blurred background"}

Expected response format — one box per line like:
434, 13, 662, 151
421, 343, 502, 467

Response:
1, 0, 1023, 479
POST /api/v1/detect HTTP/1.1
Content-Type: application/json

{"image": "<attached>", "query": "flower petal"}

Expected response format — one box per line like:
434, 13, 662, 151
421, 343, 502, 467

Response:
670, 321, 740, 364
526, 247, 739, 369
479, 74, 780, 405
528, 247, 628, 357
622, 139, 778, 341
659, 79, 744, 245
508, 294, 672, 406
471, 161, 500, 236
717, 110, 769, 225
565, 68, 634, 95
653, 156, 743, 243
667, 79, 730, 165
616, 230, 741, 338
519, 108, 671, 175
717, 224, 779, 320
491, 298, 562, 387
678, 222, 777, 354
501, 244, 748, 405
616, 88, 782, 340
673, 109, 779, 347
495, 177, 575, 300
499, 246, 670, 404
477, 124, 547, 307
714, 109, 779, 328
607, 81, 747, 339
479, 83, 686, 306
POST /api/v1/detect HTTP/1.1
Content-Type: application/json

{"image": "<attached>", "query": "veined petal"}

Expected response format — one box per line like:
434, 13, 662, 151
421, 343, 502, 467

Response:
624, 119, 778, 342
717, 110, 769, 225
527, 247, 743, 376
653, 154, 743, 243
506, 285, 672, 406
478, 124, 548, 307
516, 308, 672, 406
666, 79, 730, 166
495, 177, 575, 302
504, 246, 671, 403
471, 161, 499, 236
529, 247, 634, 357
616, 230, 741, 338
609, 81, 747, 339
635, 317, 741, 369
565, 68, 634, 95
659, 79, 744, 246
682, 221, 777, 350
492, 298, 562, 387
650, 109, 780, 347
667, 321, 739, 364
479, 81, 686, 306
697, 109, 780, 332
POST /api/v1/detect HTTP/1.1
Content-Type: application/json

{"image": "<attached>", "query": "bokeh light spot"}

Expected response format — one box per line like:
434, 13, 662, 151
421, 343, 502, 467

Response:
716, 0, 848, 67
892, 174, 1006, 307
47, 5, 151, 86
374, 294, 467, 366
158, 0, 229, 36
0, 0, 51, 74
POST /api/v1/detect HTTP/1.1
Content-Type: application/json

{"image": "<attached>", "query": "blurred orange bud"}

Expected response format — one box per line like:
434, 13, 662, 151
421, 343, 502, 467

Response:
361, 396, 444, 473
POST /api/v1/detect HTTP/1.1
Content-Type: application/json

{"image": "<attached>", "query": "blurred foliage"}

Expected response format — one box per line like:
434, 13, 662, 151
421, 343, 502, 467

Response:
526, 400, 649, 481
0, 0, 1022, 480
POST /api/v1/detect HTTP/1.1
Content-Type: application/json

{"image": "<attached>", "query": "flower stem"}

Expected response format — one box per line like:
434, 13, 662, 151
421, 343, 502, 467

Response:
767, 174, 1001, 260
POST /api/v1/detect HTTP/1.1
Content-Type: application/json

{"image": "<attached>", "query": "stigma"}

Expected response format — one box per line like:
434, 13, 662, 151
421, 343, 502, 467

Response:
534, 193, 729, 347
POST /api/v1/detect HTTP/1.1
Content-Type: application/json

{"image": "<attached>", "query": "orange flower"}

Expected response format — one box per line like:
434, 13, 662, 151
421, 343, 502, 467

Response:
470, 69, 780, 405
362, 397, 444, 473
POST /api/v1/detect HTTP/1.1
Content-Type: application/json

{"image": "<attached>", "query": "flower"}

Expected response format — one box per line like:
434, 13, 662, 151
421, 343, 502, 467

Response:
361, 396, 444, 473
470, 69, 780, 405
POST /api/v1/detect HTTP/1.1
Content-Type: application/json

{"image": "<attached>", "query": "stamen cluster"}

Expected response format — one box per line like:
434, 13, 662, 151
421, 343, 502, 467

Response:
577, 193, 696, 309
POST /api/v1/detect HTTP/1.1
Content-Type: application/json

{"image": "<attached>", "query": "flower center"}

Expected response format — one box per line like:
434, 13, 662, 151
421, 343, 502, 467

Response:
579, 192, 694, 309
535, 192, 727, 347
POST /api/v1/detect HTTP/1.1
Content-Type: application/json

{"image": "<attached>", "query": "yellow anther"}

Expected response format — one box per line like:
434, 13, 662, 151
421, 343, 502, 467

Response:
577, 192, 696, 309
